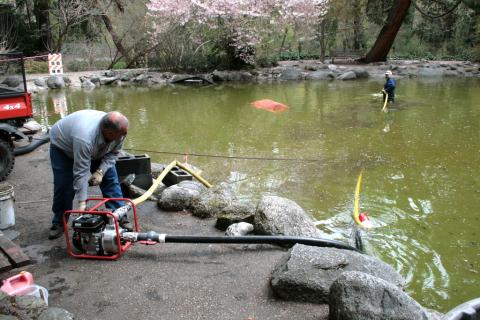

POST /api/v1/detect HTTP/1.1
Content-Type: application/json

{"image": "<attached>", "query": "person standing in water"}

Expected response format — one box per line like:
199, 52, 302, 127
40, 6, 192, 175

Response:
382, 70, 396, 103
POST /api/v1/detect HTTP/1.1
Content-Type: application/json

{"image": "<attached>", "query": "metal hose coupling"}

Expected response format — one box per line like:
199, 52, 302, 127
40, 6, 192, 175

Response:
112, 203, 132, 221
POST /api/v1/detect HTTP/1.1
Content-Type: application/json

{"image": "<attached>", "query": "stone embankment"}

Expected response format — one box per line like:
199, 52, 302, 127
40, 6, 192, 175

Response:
24, 60, 480, 93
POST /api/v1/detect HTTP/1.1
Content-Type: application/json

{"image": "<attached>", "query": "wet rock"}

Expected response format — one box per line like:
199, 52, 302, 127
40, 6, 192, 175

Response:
215, 200, 256, 230
304, 64, 319, 71
2, 76, 21, 87
212, 70, 253, 81
327, 64, 338, 71
337, 71, 357, 80
226, 222, 254, 236
304, 71, 335, 80
126, 184, 158, 201
99, 76, 117, 85
444, 70, 459, 77
46, 76, 66, 89
104, 70, 116, 77
254, 195, 321, 238
270, 245, 405, 303
329, 271, 441, 320
0, 292, 16, 316
191, 182, 236, 218
418, 67, 444, 77
279, 68, 303, 80
90, 77, 100, 84
151, 162, 166, 179
353, 68, 369, 79
81, 80, 95, 88
34, 78, 47, 87
158, 180, 206, 211
38, 307, 74, 320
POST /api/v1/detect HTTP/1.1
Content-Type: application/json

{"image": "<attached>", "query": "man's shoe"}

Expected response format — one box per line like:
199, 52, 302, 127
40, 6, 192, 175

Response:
48, 224, 64, 240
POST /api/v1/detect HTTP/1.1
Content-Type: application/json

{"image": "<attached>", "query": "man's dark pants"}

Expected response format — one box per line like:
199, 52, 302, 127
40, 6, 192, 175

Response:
50, 145, 123, 226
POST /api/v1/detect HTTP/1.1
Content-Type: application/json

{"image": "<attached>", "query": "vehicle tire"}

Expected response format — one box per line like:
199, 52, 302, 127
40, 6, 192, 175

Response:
0, 138, 14, 182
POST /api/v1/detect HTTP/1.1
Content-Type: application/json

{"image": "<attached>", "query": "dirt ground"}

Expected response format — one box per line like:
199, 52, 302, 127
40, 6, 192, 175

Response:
3, 144, 329, 320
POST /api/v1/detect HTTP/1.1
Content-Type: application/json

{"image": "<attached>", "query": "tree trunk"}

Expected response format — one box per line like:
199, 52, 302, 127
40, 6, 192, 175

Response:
33, 0, 51, 51
99, 13, 132, 66
352, 0, 364, 50
359, 0, 411, 63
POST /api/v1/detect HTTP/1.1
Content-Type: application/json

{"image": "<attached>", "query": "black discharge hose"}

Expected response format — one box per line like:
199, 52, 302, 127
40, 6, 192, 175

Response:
14, 135, 50, 155
135, 232, 360, 252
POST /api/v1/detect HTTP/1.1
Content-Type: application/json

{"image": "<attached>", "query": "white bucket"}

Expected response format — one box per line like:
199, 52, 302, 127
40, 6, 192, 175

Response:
0, 183, 15, 230
11, 285, 49, 305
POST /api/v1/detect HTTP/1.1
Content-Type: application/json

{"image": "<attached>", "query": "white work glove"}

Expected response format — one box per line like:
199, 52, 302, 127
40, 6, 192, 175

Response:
88, 169, 104, 186
78, 200, 86, 211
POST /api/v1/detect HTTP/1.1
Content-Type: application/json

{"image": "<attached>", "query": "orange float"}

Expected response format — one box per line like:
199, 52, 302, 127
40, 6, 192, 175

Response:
250, 99, 288, 113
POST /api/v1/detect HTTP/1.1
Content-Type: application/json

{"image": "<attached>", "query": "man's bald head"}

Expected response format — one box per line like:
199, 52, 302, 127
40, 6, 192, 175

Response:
100, 111, 129, 141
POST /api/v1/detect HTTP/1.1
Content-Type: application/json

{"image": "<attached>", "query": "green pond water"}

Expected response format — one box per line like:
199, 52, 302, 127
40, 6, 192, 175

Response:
33, 78, 479, 312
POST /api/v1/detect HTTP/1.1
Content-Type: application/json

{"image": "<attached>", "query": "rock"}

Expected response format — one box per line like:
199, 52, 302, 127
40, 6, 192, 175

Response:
337, 71, 357, 80
329, 271, 441, 320
14, 295, 48, 319
418, 68, 444, 77
353, 68, 369, 79
158, 180, 206, 211
62, 77, 71, 86
46, 76, 66, 89
0, 315, 18, 319
327, 64, 337, 71
279, 68, 303, 80
270, 245, 405, 303
444, 70, 459, 77
304, 64, 318, 71
2, 76, 21, 87
0, 292, 16, 316
81, 80, 95, 88
34, 78, 47, 87
99, 76, 117, 85
126, 184, 158, 201
105, 70, 116, 77
151, 162, 167, 179
215, 200, 256, 230
90, 77, 100, 84
39, 307, 74, 320
212, 70, 253, 81
254, 195, 321, 238
305, 71, 335, 80
191, 182, 235, 218
226, 222, 254, 236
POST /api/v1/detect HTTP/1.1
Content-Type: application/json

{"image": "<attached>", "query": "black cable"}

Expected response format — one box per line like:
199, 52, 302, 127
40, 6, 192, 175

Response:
124, 148, 323, 162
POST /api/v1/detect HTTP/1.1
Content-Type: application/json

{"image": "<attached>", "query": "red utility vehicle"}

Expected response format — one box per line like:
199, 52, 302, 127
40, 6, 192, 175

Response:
0, 53, 49, 181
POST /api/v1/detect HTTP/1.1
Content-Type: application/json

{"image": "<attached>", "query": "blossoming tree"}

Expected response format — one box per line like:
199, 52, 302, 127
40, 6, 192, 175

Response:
147, 0, 329, 67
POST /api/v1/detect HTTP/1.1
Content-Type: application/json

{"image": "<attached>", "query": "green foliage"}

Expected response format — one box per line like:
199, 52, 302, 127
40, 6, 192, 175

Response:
24, 60, 48, 74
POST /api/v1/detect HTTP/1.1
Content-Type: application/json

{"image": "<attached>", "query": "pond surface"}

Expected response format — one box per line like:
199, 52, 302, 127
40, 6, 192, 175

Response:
33, 78, 480, 312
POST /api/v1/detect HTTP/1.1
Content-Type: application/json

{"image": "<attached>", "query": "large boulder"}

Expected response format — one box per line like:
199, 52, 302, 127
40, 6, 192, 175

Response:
2, 76, 21, 87
34, 78, 47, 87
305, 71, 335, 80
212, 70, 253, 81
46, 75, 66, 89
337, 71, 357, 80
417, 67, 444, 77
158, 180, 206, 211
353, 68, 370, 79
329, 271, 442, 320
254, 195, 321, 238
215, 200, 256, 230
279, 68, 304, 81
191, 182, 236, 218
270, 245, 405, 303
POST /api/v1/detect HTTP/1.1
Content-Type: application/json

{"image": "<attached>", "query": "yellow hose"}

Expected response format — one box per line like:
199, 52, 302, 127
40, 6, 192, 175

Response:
132, 160, 211, 206
353, 169, 363, 225
381, 91, 389, 112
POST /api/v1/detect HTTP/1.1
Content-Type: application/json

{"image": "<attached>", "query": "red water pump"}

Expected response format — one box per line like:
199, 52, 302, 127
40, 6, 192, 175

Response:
63, 198, 360, 260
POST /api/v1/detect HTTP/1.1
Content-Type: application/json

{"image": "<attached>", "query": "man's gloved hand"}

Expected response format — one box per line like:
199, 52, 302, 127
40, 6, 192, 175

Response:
78, 200, 86, 211
88, 169, 104, 186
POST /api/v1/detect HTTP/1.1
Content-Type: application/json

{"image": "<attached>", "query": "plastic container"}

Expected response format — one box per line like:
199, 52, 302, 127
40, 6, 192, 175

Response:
0, 271, 34, 294
0, 183, 15, 229
0, 271, 48, 305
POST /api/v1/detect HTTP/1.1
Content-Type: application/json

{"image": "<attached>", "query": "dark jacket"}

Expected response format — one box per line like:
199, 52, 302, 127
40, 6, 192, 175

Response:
384, 78, 396, 102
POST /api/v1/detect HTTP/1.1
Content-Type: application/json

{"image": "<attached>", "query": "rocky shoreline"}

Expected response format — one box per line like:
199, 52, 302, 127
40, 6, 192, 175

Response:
26, 60, 480, 93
